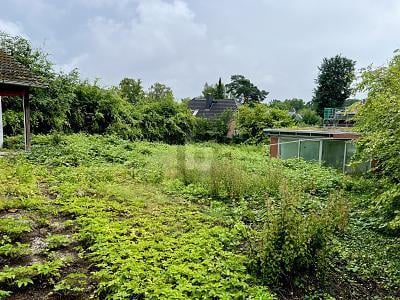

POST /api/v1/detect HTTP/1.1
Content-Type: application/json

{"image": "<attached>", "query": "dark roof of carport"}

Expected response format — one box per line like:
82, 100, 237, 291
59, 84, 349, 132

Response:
0, 50, 46, 88
264, 128, 360, 139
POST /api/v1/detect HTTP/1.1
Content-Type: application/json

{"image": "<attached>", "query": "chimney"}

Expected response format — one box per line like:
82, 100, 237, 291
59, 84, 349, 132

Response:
206, 93, 213, 109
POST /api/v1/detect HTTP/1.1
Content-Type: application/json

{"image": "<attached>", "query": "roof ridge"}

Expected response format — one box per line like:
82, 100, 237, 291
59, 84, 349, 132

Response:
0, 49, 46, 87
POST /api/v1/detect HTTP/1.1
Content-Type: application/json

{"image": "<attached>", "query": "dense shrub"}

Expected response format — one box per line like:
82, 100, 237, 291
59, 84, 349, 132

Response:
136, 98, 195, 144
193, 110, 234, 143
249, 188, 348, 285
355, 51, 400, 235
237, 104, 294, 144
299, 108, 321, 125
0, 32, 195, 145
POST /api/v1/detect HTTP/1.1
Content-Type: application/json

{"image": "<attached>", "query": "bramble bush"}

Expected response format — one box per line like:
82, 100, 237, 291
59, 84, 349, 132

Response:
355, 51, 400, 235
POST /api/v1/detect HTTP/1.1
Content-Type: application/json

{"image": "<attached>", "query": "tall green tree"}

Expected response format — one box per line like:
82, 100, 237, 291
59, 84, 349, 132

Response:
215, 77, 225, 99
201, 82, 217, 98
119, 78, 144, 104
147, 82, 174, 101
226, 75, 268, 105
312, 55, 356, 116
201, 78, 226, 99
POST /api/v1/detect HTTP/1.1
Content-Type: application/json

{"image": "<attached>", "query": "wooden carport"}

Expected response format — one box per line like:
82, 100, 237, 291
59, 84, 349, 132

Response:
0, 50, 46, 150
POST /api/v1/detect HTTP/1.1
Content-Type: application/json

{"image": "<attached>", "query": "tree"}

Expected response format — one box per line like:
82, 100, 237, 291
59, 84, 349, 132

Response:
215, 78, 225, 99
147, 82, 174, 101
226, 75, 268, 105
312, 55, 356, 116
269, 98, 306, 111
0, 31, 74, 134
119, 78, 144, 104
201, 78, 226, 99
201, 82, 217, 98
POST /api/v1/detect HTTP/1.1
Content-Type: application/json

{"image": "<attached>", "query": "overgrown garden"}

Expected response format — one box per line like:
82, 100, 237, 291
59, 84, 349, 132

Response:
0, 31, 400, 299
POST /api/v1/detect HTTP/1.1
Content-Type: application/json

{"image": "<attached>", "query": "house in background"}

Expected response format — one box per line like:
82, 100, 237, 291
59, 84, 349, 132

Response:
265, 128, 370, 173
187, 95, 240, 138
188, 94, 239, 119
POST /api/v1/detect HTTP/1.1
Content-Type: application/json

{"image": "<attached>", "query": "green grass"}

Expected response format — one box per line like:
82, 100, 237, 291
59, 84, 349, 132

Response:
0, 133, 398, 299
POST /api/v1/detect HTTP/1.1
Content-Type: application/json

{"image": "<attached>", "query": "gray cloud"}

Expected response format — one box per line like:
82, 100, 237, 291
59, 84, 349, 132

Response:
1, 0, 400, 101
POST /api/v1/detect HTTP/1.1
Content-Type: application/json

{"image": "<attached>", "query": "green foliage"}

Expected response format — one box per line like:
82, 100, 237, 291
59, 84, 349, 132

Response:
136, 97, 195, 144
0, 290, 12, 300
0, 31, 53, 78
0, 33, 196, 145
193, 109, 234, 142
226, 75, 269, 105
201, 82, 217, 98
299, 108, 321, 125
68, 81, 139, 137
312, 55, 356, 116
237, 104, 294, 144
0, 217, 32, 240
168, 145, 349, 290
201, 78, 226, 99
147, 82, 174, 101
354, 51, 400, 234
0, 242, 30, 258
0, 259, 64, 289
46, 234, 71, 250
250, 189, 348, 285
215, 77, 226, 99
54, 273, 88, 295
355, 51, 400, 182
269, 98, 306, 111
1, 134, 399, 298
118, 77, 145, 104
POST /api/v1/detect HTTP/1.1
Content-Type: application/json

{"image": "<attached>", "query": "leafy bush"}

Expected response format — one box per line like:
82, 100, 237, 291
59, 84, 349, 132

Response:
355, 51, 400, 234
193, 110, 235, 143
54, 273, 88, 296
135, 98, 195, 144
0, 217, 32, 240
248, 188, 348, 285
355, 51, 400, 183
237, 104, 294, 144
299, 108, 321, 125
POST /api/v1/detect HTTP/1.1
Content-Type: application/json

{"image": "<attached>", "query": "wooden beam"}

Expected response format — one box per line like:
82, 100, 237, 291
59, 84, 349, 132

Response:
0, 91, 26, 97
0, 96, 3, 149
22, 91, 31, 151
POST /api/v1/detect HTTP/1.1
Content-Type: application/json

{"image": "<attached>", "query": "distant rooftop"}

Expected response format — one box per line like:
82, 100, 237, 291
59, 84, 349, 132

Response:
0, 50, 45, 87
188, 97, 239, 119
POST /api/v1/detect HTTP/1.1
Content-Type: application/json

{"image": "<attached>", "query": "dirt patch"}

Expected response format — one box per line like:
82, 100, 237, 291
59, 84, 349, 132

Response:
37, 182, 58, 200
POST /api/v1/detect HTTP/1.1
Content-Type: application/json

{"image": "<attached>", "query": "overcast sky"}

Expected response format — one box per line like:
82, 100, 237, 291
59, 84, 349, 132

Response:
1, 0, 399, 101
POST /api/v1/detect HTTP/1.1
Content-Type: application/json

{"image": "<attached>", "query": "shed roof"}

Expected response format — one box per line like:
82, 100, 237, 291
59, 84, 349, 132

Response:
188, 98, 239, 119
264, 128, 360, 140
0, 50, 46, 88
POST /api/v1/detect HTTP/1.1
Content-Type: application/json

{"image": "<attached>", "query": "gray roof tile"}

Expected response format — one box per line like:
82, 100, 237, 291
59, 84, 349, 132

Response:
188, 98, 239, 119
0, 50, 45, 87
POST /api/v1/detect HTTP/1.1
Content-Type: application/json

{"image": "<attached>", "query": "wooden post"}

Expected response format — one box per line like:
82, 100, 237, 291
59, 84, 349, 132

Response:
22, 91, 31, 151
0, 96, 3, 148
